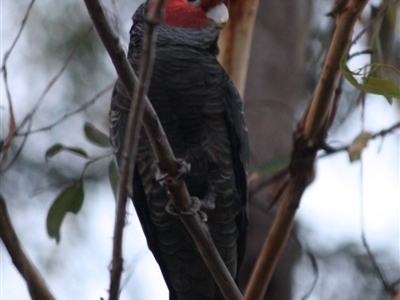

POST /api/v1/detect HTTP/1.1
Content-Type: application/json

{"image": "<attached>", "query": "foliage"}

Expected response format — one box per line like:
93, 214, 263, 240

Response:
46, 179, 85, 243
44, 122, 117, 243
341, 55, 400, 103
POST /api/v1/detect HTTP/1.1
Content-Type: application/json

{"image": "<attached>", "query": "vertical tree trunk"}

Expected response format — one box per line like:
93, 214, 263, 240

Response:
239, 0, 312, 298
245, 0, 311, 165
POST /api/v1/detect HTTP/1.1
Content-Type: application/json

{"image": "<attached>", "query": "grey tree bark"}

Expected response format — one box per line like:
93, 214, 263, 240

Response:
240, 0, 312, 298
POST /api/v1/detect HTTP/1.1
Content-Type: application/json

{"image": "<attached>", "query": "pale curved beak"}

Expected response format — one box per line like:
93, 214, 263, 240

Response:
206, 3, 229, 29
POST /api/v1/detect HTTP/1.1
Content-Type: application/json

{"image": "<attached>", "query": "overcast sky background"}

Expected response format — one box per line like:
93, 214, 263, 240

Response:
1, 0, 399, 299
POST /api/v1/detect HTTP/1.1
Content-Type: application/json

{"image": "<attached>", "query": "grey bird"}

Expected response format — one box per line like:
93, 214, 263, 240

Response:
110, 0, 249, 298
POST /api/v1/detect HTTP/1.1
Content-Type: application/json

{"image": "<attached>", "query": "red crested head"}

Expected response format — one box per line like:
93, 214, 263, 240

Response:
148, 0, 229, 28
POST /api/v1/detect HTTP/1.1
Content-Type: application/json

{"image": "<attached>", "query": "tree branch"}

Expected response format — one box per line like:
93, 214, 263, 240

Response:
15, 83, 114, 136
112, 1, 166, 299
16, 26, 93, 134
0, 194, 56, 300
82, 0, 243, 299
218, 0, 259, 97
245, 1, 369, 299
303, 0, 369, 141
1, 0, 36, 72
320, 120, 400, 156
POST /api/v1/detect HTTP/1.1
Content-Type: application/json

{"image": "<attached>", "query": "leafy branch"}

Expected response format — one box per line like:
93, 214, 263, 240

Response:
245, 0, 370, 298
44, 122, 116, 242
1, 23, 94, 173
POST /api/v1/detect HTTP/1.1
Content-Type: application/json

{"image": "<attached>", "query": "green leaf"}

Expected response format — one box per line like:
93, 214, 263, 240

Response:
84, 122, 110, 148
108, 159, 120, 202
361, 76, 400, 98
45, 143, 87, 162
46, 179, 84, 243
249, 157, 290, 181
348, 131, 372, 162
340, 55, 400, 103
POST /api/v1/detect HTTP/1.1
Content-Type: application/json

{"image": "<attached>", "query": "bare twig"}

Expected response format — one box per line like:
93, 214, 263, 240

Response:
362, 231, 400, 299
320, 120, 400, 156
83, 0, 243, 299
245, 1, 369, 298
1, 118, 32, 173
327, 49, 373, 129
361, 234, 391, 292
300, 250, 319, 300
1, 0, 36, 72
249, 118, 400, 202
0, 67, 16, 172
5, 40, 97, 169
107, 0, 166, 297
0, 0, 35, 172
15, 83, 114, 136
0, 0, 34, 170
16, 26, 93, 134
371, 121, 400, 139
0, 194, 56, 300
350, 0, 399, 47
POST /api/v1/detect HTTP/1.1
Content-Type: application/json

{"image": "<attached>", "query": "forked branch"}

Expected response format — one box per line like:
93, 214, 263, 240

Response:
245, 1, 369, 299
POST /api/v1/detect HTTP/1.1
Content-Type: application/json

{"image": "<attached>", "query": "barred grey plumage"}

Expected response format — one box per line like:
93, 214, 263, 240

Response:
110, 1, 249, 299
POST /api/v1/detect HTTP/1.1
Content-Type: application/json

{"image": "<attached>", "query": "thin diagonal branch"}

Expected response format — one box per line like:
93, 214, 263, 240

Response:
303, 0, 369, 141
0, 194, 56, 300
0, 67, 16, 172
371, 121, 400, 139
2, 26, 95, 173
0, 0, 34, 170
16, 26, 93, 134
351, 0, 399, 47
83, 0, 243, 299
245, 1, 369, 298
320, 120, 400, 156
362, 234, 391, 292
15, 83, 114, 136
1, 118, 32, 173
107, 0, 166, 297
249, 118, 400, 202
1, 0, 36, 72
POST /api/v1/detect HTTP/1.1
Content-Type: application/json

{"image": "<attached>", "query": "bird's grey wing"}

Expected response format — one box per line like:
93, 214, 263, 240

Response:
109, 80, 179, 300
221, 75, 249, 276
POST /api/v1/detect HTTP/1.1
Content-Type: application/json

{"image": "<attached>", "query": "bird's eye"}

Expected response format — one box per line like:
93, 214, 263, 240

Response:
187, 0, 200, 5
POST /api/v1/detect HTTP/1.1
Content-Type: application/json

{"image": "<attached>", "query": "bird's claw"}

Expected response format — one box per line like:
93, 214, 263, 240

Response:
175, 159, 191, 179
165, 197, 208, 222
156, 172, 168, 183
156, 159, 190, 183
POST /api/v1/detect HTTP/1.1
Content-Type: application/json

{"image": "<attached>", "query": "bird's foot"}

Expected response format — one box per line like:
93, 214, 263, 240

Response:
175, 159, 191, 179
165, 197, 208, 222
156, 159, 191, 183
